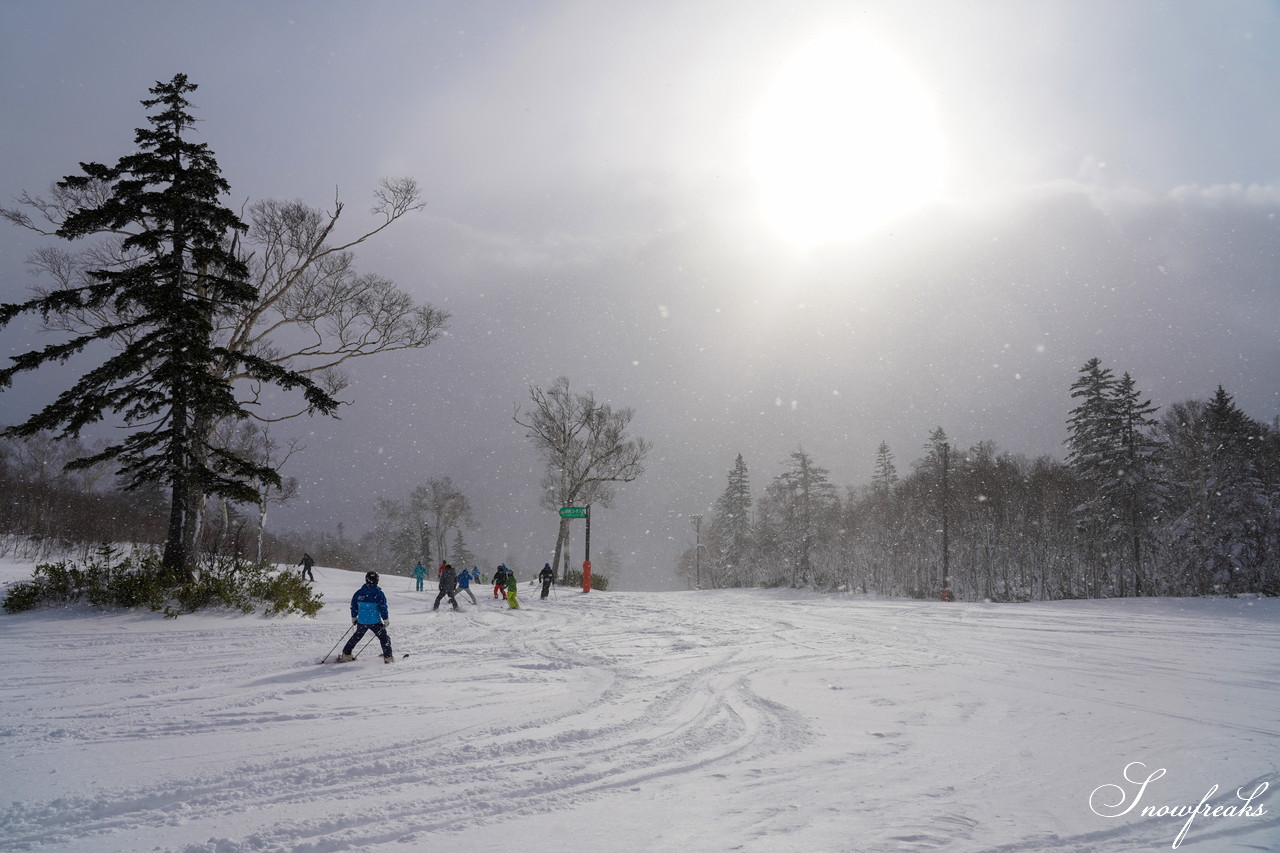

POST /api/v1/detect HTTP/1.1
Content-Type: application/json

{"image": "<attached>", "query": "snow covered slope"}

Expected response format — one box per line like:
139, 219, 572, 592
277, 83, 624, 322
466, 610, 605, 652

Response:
0, 559, 1276, 852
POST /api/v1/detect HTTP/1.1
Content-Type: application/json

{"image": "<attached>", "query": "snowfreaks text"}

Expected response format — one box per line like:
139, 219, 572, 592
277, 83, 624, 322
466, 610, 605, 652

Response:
1089, 761, 1270, 849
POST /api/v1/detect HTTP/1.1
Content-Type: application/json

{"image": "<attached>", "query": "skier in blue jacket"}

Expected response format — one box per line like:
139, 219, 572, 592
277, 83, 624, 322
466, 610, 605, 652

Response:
456, 566, 478, 605
337, 572, 395, 663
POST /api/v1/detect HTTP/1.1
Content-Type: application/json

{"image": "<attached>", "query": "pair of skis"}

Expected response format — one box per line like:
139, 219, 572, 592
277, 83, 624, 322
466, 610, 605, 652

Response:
320, 652, 410, 664
318, 626, 410, 664
325, 653, 409, 660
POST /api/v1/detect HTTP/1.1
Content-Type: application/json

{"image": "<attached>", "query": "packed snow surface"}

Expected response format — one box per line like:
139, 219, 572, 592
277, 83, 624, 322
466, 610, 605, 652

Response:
0, 559, 1277, 852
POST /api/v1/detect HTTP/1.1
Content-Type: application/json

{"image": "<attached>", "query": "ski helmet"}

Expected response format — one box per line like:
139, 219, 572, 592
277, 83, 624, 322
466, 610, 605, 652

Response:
366, 571, 380, 585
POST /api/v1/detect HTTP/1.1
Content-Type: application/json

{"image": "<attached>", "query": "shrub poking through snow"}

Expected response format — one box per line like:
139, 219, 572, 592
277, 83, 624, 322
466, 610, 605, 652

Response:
2, 547, 323, 617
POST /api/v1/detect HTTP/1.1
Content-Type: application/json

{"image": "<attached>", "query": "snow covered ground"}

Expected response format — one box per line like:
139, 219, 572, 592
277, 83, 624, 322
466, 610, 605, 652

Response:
0, 558, 1276, 853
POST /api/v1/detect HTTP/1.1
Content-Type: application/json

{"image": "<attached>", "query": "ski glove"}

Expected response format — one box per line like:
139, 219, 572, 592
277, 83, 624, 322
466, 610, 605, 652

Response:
383, 618, 390, 625
351, 618, 358, 626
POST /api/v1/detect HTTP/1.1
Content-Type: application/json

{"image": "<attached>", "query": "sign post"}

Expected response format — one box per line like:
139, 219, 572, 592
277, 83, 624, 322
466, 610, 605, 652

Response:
583, 504, 592, 593
558, 505, 592, 592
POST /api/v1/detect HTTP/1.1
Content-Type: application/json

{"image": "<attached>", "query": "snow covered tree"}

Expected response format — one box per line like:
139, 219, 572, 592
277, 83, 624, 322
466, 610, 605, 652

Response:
1158, 388, 1271, 594
211, 422, 303, 564
0, 74, 338, 579
514, 377, 650, 578
596, 545, 624, 587
915, 427, 953, 595
710, 453, 753, 587
1110, 372, 1162, 595
451, 528, 478, 570
1064, 359, 1161, 595
871, 441, 898, 496
369, 495, 427, 573
413, 477, 475, 564
769, 448, 838, 587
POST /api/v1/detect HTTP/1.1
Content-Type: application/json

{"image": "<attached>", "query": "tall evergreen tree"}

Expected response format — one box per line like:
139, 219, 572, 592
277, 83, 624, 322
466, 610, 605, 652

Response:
711, 453, 753, 587
771, 448, 837, 587
871, 441, 898, 495
451, 528, 478, 570
1064, 358, 1118, 594
1111, 372, 1161, 594
1162, 387, 1270, 593
1064, 359, 1161, 595
923, 427, 952, 595
1065, 358, 1118, 478
0, 74, 337, 579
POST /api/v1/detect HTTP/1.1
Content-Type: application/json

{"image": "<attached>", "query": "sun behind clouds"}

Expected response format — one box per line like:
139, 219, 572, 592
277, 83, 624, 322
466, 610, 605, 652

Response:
748, 29, 948, 247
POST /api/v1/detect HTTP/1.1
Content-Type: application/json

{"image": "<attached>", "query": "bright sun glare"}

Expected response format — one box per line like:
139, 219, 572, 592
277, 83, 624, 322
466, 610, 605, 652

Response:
748, 30, 947, 247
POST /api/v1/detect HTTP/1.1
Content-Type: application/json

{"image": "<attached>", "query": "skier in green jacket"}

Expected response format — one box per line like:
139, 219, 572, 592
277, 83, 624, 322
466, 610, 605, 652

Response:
505, 569, 520, 609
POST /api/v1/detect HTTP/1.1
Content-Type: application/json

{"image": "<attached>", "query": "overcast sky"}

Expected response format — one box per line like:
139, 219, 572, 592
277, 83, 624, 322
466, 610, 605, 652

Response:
3, 1, 1278, 588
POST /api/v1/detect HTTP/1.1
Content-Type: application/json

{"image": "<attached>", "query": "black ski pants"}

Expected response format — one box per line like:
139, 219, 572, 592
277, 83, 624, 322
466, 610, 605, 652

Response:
343, 623, 392, 657
434, 588, 459, 610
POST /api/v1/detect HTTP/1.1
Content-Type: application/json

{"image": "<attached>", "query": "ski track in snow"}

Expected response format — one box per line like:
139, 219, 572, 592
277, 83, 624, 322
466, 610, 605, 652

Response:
1, 566, 1278, 852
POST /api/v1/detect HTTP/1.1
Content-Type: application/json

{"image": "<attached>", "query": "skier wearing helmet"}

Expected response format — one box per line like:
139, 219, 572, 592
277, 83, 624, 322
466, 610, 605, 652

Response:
337, 572, 395, 663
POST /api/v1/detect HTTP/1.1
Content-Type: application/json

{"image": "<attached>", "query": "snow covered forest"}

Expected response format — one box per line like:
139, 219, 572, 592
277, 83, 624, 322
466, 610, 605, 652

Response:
4, 359, 1276, 601
678, 363, 1279, 601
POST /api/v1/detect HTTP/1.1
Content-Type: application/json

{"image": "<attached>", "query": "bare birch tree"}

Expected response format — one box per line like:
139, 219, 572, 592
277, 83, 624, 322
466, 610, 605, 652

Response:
513, 377, 650, 578
411, 477, 475, 564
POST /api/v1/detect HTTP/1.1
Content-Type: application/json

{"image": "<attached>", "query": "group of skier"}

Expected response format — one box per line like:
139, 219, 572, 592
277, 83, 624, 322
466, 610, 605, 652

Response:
322, 560, 563, 664
410, 561, 536, 609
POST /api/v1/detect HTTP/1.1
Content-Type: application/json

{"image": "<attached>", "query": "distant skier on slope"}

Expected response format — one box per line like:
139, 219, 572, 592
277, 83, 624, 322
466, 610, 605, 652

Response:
298, 553, 315, 582
413, 562, 427, 592
434, 563, 460, 611
337, 572, 395, 663
505, 568, 520, 610
492, 565, 509, 600
539, 563, 555, 599
456, 566, 478, 605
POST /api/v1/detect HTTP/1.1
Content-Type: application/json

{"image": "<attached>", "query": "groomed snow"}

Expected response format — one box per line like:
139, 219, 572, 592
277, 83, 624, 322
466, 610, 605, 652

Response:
0, 559, 1276, 852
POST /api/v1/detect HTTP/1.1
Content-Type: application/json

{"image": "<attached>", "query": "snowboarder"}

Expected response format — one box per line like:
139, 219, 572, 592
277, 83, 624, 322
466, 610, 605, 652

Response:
492, 565, 508, 599
456, 566, 478, 605
505, 568, 520, 610
413, 562, 427, 592
434, 563, 460, 611
337, 572, 395, 663
539, 563, 555, 599
298, 553, 315, 582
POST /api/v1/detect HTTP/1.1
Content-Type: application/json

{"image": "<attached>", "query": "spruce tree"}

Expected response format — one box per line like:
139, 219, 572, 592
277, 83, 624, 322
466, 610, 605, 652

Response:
451, 528, 477, 569
1199, 387, 1267, 592
1111, 372, 1161, 595
1064, 359, 1118, 594
772, 448, 837, 587
922, 427, 951, 595
711, 453, 753, 586
871, 441, 898, 495
1064, 359, 1160, 595
0, 74, 338, 579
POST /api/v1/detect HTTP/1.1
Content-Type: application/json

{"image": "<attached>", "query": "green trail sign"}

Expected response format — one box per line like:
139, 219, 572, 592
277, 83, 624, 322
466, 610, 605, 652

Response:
559, 506, 588, 519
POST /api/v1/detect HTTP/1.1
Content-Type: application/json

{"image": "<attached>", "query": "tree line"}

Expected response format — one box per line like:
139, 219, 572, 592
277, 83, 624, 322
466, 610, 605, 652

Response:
681, 361, 1279, 600
0, 373, 649, 585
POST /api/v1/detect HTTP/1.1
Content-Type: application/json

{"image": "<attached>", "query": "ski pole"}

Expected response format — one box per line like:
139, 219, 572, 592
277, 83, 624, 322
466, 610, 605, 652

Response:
319, 625, 354, 664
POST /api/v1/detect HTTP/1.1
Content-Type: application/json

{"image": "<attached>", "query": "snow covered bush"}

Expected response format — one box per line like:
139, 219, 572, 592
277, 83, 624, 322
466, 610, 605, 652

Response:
2, 550, 323, 617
